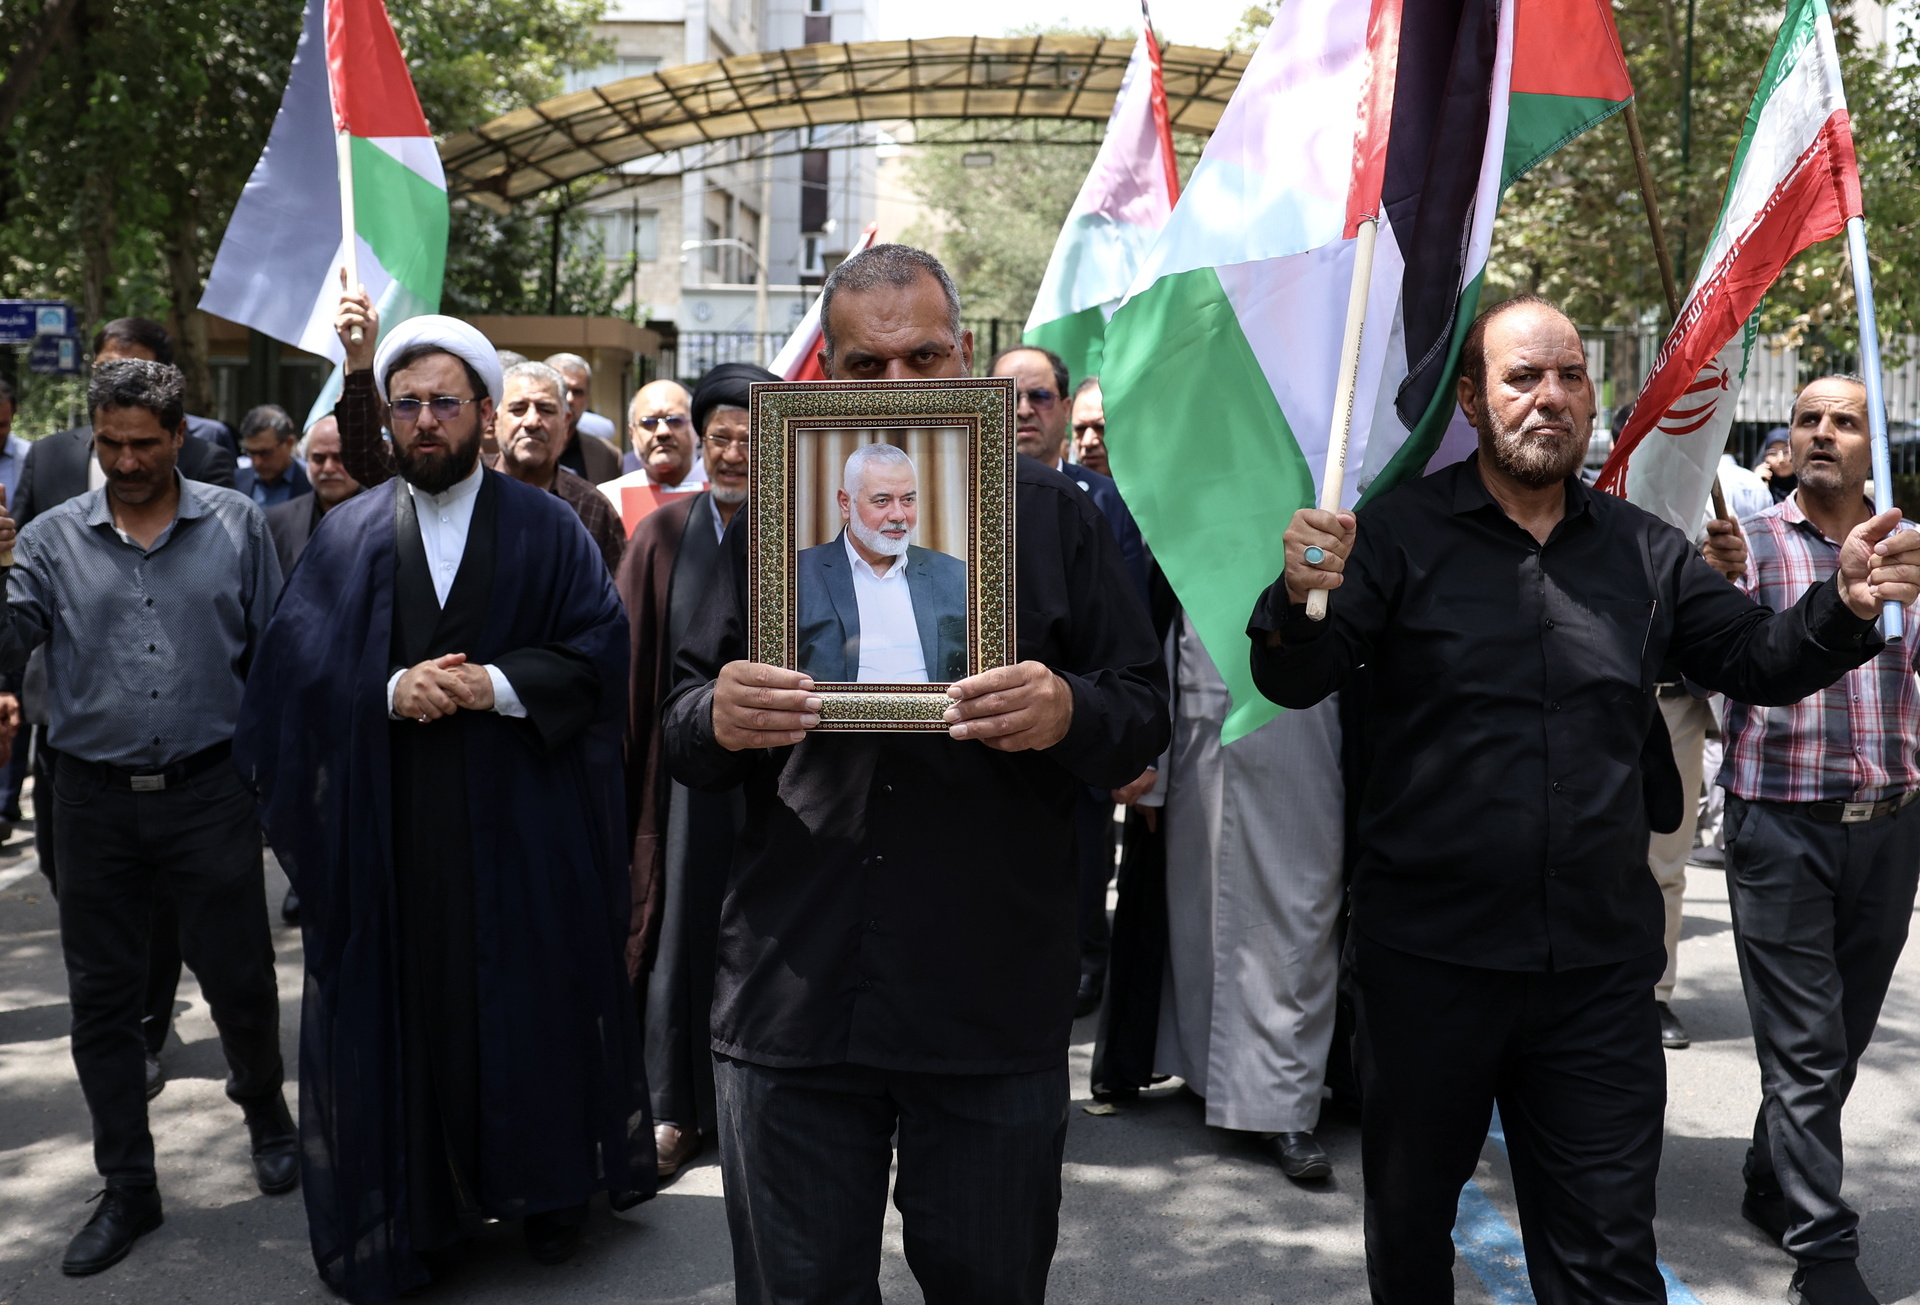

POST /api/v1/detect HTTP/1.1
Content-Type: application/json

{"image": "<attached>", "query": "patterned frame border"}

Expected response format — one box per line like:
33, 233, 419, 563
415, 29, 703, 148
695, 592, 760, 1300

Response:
747, 378, 1017, 731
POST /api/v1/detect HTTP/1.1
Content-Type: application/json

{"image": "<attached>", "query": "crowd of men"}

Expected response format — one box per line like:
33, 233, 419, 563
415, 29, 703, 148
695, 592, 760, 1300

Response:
5, 246, 1920, 1305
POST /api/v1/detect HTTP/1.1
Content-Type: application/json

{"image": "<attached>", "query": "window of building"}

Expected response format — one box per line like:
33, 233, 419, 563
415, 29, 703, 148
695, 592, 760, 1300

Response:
561, 57, 662, 93
582, 208, 659, 262
805, 13, 832, 42
800, 149, 830, 234
703, 218, 722, 275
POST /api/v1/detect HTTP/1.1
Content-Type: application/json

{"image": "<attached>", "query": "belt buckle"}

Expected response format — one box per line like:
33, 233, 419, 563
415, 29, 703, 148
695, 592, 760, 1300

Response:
1841, 800, 1875, 823
129, 774, 166, 793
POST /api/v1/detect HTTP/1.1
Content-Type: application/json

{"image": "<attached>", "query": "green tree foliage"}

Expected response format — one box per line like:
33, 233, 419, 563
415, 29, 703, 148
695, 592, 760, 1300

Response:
443, 194, 633, 319
0, 0, 607, 419
1490, 0, 1913, 369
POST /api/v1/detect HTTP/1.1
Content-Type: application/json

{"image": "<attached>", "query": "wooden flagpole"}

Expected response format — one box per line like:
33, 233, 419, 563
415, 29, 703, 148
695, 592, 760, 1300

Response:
1306, 216, 1380, 621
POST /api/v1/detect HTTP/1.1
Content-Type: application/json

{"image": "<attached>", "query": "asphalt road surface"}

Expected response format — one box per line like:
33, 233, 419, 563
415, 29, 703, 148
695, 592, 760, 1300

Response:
6, 804, 1920, 1305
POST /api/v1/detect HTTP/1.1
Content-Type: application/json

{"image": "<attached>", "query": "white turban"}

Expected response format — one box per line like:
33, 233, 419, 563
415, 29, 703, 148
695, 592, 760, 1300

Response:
371, 314, 504, 408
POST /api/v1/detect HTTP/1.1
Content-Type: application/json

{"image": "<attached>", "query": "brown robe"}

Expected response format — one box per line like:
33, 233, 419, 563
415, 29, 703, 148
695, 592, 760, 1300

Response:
616, 492, 705, 980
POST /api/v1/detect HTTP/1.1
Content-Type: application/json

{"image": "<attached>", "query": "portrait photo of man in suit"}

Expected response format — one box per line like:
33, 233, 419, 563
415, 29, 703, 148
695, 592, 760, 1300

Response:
796, 442, 967, 683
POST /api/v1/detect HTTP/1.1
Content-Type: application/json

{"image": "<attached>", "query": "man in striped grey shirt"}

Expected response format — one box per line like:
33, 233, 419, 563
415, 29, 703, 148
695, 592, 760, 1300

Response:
0, 359, 294, 1278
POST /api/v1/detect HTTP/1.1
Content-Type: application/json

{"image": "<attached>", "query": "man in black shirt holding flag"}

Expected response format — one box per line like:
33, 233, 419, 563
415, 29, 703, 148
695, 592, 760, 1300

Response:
1253, 295, 1920, 1304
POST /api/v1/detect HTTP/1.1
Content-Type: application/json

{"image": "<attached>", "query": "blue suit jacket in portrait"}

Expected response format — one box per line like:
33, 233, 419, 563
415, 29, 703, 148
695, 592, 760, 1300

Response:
796, 532, 968, 683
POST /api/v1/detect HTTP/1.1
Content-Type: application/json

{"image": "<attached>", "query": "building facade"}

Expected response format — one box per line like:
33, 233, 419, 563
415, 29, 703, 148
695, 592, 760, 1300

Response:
574, 0, 880, 369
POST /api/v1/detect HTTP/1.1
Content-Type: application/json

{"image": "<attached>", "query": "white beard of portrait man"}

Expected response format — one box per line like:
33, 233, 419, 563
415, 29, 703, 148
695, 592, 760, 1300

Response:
794, 441, 969, 684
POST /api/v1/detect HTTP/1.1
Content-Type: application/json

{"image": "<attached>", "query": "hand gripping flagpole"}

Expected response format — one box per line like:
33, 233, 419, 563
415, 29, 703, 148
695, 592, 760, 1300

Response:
1846, 215, 1903, 643
1306, 216, 1380, 622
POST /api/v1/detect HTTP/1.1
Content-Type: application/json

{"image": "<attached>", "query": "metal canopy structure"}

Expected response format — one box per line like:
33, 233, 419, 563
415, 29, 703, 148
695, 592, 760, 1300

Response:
440, 35, 1247, 206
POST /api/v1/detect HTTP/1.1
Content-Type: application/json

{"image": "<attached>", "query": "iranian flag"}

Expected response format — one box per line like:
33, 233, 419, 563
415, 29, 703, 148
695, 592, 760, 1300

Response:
1597, 0, 1861, 531
1022, 12, 1180, 382
201, 0, 447, 367
1102, 0, 1632, 741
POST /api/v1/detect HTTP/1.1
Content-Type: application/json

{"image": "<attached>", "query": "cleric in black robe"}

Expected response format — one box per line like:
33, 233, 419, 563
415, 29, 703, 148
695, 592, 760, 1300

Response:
234, 313, 648, 1303
617, 361, 775, 1180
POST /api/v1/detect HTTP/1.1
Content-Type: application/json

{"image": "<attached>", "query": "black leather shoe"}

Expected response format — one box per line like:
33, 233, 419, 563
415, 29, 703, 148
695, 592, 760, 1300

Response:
1657, 1002, 1691, 1049
1789, 1259, 1879, 1305
281, 887, 301, 925
1743, 1185, 1789, 1245
144, 1054, 164, 1102
524, 1204, 586, 1265
1262, 1131, 1333, 1181
1074, 970, 1105, 1018
62, 1186, 163, 1276
243, 1093, 300, 1195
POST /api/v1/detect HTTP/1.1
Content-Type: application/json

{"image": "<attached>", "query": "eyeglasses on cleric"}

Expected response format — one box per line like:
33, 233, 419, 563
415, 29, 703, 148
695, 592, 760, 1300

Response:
389, 396, 480, 424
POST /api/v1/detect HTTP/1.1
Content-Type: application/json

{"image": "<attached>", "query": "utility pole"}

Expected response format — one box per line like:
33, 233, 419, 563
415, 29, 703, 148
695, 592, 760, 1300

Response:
756, 137, 773, 365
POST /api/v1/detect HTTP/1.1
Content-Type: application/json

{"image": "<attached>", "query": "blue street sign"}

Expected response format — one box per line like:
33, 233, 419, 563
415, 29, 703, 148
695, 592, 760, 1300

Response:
0, 300, 74, 345
27, 334, 79, 375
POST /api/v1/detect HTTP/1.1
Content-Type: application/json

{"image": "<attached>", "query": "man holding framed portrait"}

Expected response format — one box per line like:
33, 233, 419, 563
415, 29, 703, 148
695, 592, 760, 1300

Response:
662, 244, 1169, 1304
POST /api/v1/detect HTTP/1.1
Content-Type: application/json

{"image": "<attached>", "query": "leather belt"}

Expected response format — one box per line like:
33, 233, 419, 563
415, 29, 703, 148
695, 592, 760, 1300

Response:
50, 740, 233, 793
1789, 789, 1920, 825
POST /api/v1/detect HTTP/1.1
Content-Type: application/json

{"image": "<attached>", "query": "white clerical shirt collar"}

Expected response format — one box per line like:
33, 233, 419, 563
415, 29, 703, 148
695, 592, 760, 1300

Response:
408, 460, 486, 607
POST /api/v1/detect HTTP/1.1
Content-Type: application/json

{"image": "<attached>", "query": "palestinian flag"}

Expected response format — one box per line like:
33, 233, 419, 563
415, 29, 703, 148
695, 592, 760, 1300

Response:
201, 0, 446, 368
1102, 0, 1632, 742
1023, 15, 1180, 383
1598, 0, 1861, 532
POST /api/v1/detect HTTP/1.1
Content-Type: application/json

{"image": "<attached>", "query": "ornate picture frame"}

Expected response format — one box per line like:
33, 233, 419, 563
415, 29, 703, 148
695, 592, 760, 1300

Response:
747, 378, 1017, 731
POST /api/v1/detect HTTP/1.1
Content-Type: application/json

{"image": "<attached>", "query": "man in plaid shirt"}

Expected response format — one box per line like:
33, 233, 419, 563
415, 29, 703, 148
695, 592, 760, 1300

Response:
1705, 376, 1920, 1304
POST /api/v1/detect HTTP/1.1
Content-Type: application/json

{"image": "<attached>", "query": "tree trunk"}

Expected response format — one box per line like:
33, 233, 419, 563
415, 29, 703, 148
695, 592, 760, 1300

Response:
80, 166, 115, 332
162, 175, 212, 415
0, 0, 83, 139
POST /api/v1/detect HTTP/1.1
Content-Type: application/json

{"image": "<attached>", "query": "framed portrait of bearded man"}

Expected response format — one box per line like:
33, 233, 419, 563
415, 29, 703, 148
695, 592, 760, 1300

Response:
747, 377, 1017, 730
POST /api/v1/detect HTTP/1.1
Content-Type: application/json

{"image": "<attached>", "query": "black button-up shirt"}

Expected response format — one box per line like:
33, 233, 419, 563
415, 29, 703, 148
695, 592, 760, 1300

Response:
1248, 456, 1880, 971
664, 457, 1169, 1074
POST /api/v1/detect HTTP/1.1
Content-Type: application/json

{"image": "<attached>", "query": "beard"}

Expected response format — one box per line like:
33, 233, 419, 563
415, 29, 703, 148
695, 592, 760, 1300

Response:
712, 483, 748, 506
849, 516, 911, 557
1478, 398, 1587, 489
395, 424, 483, 495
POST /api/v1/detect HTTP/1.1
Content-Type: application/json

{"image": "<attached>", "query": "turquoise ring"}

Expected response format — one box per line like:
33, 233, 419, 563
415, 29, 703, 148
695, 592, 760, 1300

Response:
1303, 545, 1326, 565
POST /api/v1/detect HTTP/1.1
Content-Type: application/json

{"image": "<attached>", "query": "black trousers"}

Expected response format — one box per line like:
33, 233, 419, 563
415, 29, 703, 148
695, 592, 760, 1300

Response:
1090, 806, 1166, 1097
37, 733, 187, 1058
1351, 934, 1666, 1305
1725, 794, 1920, 1266
714, 1055, 1068, 1305
1074, 787, 1116, 982
53, 752, 283, 1186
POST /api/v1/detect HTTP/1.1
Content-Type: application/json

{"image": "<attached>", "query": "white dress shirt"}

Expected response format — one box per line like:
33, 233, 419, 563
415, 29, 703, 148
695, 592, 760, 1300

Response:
846, 532, 927, 683
385, 463, 526, 718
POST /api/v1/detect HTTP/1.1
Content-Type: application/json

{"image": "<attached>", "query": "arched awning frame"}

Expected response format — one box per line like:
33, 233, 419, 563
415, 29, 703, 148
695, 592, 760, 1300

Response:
440, 35, 1247, 209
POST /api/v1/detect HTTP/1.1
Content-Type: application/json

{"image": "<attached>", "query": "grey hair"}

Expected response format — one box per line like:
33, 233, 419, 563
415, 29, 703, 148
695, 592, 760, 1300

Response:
843, 441, 915, 498
503, 360, 567, 405
545, 352, 591, 379
89, 358, 184, 431
496, 349, 528, 370
238, 404, 296, 444
819, 243, 963, 370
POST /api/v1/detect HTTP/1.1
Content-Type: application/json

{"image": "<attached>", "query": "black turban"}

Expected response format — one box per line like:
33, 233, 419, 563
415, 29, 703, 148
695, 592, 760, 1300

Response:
692, 362, 780, 438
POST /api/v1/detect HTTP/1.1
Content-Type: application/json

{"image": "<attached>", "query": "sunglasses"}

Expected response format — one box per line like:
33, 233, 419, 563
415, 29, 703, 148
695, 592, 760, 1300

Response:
390, 396, 479, 424
637, 414, 690, 432
1017, 388, 1059, 409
